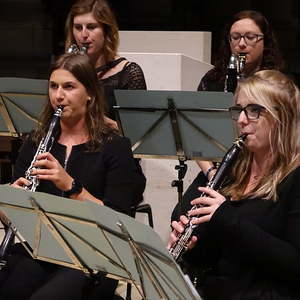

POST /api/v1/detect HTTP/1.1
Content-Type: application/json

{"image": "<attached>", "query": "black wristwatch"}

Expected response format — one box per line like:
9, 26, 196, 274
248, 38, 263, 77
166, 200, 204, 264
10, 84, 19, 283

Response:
63, 179, 83, 197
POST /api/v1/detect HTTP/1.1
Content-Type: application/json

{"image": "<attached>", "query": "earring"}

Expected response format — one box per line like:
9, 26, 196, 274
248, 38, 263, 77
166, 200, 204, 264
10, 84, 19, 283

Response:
87, 97, 94, 105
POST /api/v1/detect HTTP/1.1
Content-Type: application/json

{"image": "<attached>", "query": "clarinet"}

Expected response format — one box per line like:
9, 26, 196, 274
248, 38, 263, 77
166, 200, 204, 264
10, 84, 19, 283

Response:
169, 134, 247, 262
24, 106, 64, 192
0, 106, 64, 269
67, 43, 88, 54
224, 53, 247, 92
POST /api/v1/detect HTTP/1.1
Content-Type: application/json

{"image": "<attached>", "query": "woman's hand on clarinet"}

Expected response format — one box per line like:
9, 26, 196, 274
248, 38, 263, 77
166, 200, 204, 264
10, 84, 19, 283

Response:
188, 187, 226, 224
167, 215, 198, 250
30, 152, 73, 191
11, 177, 30, 189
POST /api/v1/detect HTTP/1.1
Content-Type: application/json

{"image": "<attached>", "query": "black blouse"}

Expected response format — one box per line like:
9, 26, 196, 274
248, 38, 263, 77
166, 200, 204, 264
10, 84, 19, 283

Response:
98, 59, 147, 119
183, 167, 300, 300
12, 134, 146, 215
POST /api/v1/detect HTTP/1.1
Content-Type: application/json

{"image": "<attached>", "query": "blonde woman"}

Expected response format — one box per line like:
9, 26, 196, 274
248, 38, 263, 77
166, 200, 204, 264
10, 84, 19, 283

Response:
169, 70, 300, 300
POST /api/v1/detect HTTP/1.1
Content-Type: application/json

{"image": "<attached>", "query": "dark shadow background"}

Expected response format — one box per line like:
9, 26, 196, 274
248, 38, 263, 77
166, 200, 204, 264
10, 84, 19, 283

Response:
0, 0, 299, 183
0, 0, 299, 83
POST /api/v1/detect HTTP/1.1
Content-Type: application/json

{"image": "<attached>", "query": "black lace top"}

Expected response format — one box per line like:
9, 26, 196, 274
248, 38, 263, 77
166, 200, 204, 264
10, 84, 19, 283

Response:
97, 58, 147, 119
197, 68, 225, 92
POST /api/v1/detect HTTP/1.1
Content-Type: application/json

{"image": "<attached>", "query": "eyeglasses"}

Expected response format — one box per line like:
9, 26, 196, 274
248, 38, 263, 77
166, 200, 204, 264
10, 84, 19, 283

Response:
229, 104, 266, 120
229, 32, 264, 46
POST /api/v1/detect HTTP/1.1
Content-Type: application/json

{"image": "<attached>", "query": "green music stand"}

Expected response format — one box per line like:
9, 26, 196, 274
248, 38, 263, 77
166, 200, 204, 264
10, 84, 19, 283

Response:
0, 77, 47, 182
0, 185, 202, 300
0, 77, 47, 137
114, 90, 236, 204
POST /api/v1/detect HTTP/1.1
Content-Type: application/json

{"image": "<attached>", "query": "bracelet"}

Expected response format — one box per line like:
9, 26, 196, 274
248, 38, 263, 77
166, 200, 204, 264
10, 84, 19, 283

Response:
205, 166, 217, 178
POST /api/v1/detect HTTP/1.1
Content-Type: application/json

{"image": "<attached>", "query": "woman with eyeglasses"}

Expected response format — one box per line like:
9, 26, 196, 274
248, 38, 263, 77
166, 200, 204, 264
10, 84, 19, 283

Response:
198, 10, 284, 91
168, 70, 300, 299
174, 10, 286, 221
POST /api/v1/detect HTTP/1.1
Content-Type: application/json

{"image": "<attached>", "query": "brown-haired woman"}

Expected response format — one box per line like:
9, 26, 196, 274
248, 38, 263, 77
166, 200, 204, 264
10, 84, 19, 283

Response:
65, 0, 147, 120
0, 53, 146, 300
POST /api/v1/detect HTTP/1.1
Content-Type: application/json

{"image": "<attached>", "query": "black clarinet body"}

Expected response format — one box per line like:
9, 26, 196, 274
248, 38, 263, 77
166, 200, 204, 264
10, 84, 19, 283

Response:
0, 106, 64, 269
169, 134, 247, 262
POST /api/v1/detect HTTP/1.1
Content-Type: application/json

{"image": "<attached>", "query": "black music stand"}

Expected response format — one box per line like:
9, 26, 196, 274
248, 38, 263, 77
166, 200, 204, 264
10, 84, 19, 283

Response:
0, 185, 202, 300
0, 77, 47, 182
114, 90, 235, 207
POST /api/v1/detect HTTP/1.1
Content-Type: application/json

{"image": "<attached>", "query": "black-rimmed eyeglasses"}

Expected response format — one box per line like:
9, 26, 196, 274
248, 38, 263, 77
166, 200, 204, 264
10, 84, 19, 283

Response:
229, 104, 266, 120
229, 32, 264, 46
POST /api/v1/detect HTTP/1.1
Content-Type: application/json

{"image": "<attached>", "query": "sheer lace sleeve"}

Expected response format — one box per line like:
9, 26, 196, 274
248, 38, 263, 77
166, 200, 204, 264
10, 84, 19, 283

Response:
121, 62, 147, 90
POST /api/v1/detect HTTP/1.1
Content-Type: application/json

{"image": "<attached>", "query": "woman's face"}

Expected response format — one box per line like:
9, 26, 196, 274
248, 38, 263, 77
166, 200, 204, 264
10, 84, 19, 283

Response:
235, 89, 274, 156
49, 69, 90, 123
229, 18, 264, 69
73, 12, 105, 57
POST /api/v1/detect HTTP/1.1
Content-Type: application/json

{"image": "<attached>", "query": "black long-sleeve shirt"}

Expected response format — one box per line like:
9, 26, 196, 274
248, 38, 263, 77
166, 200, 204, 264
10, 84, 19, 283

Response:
182, 167, 300, 299
13, 134, 146, 215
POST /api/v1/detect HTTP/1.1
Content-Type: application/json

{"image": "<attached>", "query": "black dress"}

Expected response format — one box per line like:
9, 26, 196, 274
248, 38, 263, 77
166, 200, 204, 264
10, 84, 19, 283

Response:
97, 57, 147, 120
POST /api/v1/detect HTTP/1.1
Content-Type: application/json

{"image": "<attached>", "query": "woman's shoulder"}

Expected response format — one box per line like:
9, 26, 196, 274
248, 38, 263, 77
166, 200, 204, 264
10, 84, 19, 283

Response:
197, 67, 225, 91
122, 61, 145, 77
277, 166, 300, 198
102, 133, 131, 148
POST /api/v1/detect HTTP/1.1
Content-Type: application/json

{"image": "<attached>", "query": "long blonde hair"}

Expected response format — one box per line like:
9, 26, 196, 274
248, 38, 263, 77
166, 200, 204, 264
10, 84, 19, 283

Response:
223, 70, 300, 200
65, 0, 119, 63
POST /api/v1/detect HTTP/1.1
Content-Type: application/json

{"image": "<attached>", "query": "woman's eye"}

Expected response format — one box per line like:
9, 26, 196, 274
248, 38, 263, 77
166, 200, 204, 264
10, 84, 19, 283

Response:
246, 34, 256, 40
249, 106, 260, 113
65, 84, 74, 90
73, 24, 82, 31
87, 24, 97, 30
49, 83, 57, 89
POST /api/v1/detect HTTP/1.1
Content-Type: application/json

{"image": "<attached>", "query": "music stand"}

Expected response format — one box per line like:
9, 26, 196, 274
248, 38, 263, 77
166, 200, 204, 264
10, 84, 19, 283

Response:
0, 185, 202, 300
0, 77, 47, 182
114, 90, 235, 205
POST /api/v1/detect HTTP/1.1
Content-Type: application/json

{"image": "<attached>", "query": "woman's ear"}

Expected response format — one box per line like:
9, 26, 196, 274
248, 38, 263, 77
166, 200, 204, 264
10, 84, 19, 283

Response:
87, 96, 94, 104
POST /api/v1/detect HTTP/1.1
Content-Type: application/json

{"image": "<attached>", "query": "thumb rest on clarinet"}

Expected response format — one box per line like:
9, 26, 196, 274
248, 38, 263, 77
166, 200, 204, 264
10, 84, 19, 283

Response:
169, 134, 248, 262
0, 106, 64, 269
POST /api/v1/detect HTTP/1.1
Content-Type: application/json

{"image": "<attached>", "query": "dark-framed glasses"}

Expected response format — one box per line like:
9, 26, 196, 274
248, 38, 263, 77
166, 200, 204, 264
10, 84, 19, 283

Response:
229, 104, 266, 120
229, 32, 264, 46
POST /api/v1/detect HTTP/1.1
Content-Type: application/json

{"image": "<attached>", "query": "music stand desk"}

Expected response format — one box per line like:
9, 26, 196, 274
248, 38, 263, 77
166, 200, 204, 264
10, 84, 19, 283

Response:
0, 186, 202, 300
114, 90, 236, 162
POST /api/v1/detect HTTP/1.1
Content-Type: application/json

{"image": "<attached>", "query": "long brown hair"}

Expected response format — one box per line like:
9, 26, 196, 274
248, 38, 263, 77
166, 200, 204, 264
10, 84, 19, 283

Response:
223, 70, 300, 201
65, 0, 119, 63
33, 53, 114, 151
209, 10, 284, 83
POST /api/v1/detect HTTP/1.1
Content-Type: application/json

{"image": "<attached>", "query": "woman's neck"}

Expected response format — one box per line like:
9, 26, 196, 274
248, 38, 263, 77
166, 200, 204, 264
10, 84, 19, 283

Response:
58, 120, 89, 146
244, 63, 261, 77
251, 151, 274, 178
93, 53, 106, 69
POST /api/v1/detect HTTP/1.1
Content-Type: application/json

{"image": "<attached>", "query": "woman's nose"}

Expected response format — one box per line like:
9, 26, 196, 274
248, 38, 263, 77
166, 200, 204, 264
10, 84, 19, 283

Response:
81, 27, 89, 39
238, 36, 247, 48
237, 110, 248, 125
56, 87, 64, 101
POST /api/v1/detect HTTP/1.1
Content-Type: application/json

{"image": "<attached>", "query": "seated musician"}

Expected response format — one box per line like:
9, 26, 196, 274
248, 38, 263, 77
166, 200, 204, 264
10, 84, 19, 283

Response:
0, 53, 146, 300
168, 70, 300, 299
